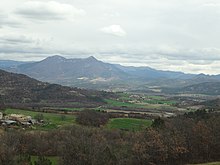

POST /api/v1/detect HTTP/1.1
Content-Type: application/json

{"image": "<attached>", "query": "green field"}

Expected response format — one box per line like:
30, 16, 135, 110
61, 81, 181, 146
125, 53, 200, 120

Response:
107, 118, 152, 131
105, 98, 177, 111
108, 92, 177, 108
4, 109, 76, 130
145, 95, 164, 100
31, 156, 58, 165
51, 107, 85, 111
143, 99, 176, 105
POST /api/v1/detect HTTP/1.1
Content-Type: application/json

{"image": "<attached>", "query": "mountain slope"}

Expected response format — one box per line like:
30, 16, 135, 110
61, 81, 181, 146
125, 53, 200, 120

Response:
0, 69, 108, 104
202, 98, 220, 109
13, 55, 127, 85
5, 55, 196, 88
115, 64, 194, 80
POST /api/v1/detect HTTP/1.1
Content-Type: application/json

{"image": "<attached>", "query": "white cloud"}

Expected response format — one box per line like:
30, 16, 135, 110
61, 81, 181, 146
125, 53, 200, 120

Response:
15, 1, 86, 21
100, 25, 127, 37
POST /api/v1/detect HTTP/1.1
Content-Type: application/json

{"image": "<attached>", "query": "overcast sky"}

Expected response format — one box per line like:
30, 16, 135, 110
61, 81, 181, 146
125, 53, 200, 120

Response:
0, 0, 220, 74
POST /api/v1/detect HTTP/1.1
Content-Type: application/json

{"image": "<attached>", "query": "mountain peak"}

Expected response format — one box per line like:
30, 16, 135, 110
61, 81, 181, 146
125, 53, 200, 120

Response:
195, 73, 209, 78
198, 73, 206, 76
46, 55, 66, 61
86, 56, 98, 61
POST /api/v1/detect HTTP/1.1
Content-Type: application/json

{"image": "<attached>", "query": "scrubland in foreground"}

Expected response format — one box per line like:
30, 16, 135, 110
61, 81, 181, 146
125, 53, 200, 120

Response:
0, 110, 219, 165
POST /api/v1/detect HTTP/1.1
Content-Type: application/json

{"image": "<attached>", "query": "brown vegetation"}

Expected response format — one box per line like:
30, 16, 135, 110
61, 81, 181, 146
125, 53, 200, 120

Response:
0, 110, 219, 165
76, 110, 109, 127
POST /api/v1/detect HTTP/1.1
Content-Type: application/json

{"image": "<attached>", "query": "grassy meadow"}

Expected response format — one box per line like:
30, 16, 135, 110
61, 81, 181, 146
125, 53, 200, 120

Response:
107, 118, 152, 131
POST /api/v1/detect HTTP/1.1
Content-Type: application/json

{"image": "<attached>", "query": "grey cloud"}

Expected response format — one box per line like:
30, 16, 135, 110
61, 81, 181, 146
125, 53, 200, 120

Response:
1, 35, 219, 67
14, 1, 86, 21
0, 53, 51, 61
0, 45, 50, 54
89, 44, 220, 62
0, 34, 55, 56
0, 14, 22, 28
156, 48, 220, 61
0, 35, 35, 45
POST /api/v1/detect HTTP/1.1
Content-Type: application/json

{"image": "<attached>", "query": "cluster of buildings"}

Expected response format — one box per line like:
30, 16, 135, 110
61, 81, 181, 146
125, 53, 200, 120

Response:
0, 112, 36, 127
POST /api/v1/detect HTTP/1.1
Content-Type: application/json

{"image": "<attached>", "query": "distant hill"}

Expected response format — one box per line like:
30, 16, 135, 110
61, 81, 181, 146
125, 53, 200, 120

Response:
0, 60, 29, 69
114, 64, 194, 80
0, 69, 108, 104
180, 82, 220, 95
163, 82, 220, 95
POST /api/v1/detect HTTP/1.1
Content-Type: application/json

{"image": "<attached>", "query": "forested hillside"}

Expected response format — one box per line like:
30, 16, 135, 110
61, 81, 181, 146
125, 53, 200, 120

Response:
0, 69, 109, 104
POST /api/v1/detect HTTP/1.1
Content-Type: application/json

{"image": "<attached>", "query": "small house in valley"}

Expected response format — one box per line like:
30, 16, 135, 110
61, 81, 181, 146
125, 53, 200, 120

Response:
4, 114, 32, 122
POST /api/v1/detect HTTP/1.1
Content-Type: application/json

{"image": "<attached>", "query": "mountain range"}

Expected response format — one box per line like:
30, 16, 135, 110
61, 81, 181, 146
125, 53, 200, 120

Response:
1, 55, 220, 93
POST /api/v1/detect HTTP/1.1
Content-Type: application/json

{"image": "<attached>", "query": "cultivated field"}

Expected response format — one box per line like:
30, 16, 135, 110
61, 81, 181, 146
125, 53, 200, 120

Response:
107, 118, 152, 131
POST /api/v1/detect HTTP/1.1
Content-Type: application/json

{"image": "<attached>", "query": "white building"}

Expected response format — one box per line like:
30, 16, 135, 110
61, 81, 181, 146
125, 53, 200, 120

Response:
5, 114, 32, 122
